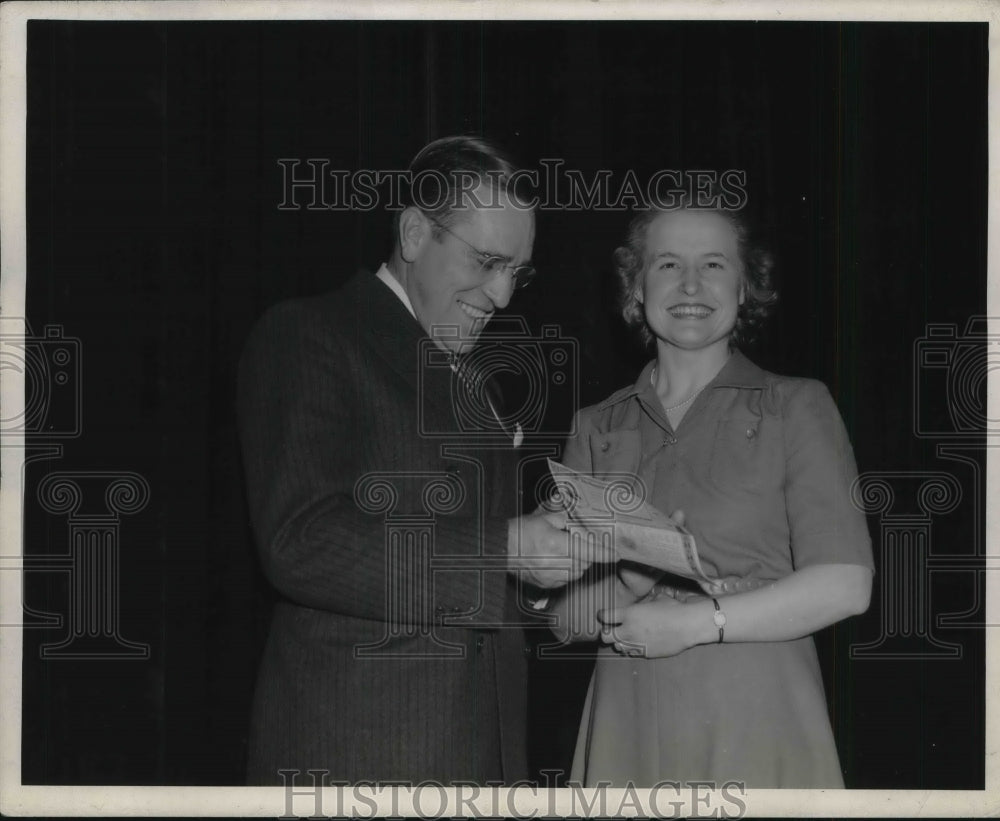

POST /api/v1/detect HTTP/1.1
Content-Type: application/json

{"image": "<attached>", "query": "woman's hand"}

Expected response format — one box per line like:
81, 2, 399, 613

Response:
596, 596, 714, 659
595, 563, 872, 658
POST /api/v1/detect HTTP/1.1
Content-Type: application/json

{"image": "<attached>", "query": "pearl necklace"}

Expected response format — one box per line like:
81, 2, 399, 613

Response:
663, 387, 705, 412
652, 367, 708, 411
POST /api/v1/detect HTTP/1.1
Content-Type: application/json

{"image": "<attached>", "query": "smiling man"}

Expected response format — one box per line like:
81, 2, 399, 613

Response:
389, 141, 536, 351
237, 136, 597, 786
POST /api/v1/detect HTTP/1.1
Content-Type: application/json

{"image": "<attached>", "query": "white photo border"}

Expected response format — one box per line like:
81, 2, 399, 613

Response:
1, 0, 996, 816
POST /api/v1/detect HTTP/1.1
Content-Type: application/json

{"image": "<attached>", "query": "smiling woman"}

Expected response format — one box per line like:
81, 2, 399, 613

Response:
637, 211, 746, 393
548, 201, 875, 789
618, 207, 778, 355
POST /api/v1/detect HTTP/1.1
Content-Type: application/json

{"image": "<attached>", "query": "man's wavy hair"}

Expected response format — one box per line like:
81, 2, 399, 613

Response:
393, 135, 529, 242
616, 206, 778, 350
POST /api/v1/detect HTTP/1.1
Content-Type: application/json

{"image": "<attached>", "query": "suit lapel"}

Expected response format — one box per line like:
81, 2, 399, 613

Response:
359, 273, 456, 419
356, 273, 518, 444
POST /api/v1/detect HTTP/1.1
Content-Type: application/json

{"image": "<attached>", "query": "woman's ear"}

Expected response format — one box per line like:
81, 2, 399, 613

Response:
398, 207, 429, 263
635, 284, 644, 305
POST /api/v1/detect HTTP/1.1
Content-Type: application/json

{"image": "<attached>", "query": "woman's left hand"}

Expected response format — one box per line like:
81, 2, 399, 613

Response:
596, 596, 709, 659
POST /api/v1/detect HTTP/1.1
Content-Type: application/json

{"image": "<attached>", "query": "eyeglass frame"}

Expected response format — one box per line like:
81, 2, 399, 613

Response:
426, 215, 537, 290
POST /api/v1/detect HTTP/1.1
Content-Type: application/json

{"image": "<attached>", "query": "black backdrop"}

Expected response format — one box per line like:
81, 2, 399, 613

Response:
20, 19, 986, 789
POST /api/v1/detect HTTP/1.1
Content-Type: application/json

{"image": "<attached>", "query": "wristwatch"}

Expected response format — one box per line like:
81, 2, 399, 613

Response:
712, 598, 726, 643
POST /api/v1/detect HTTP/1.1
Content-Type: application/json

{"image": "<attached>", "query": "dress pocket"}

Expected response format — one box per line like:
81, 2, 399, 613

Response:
708, 412, 770, 494
588, 429, 642, 483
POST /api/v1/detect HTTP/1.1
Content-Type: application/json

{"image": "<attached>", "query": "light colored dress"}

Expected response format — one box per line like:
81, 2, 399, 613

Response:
562, 352, 874, 788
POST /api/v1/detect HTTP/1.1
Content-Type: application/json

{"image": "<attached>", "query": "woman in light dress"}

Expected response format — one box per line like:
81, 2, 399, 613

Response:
552, 203, 874, 788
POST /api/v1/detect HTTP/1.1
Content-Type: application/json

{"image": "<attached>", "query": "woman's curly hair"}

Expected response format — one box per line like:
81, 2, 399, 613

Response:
616, 206, 778, 350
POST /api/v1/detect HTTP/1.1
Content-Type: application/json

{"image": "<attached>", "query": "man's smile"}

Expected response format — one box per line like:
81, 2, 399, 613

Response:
458, 300, 494, 321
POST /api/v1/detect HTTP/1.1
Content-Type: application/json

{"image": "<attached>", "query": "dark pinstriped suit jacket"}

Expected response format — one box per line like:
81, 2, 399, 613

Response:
238, 272, 529, 785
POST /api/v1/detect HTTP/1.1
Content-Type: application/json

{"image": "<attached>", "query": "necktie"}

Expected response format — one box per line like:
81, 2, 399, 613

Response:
450, 352, 518, 442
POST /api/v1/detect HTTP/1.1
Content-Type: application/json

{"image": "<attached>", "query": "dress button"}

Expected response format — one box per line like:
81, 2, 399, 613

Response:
662, 435, 677, 446
600, 441, 610, 452
477, 636, 485, 651
746, 427, 756, 440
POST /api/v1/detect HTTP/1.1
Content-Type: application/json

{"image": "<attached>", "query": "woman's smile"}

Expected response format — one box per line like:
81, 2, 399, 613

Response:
667, 303, 714, 319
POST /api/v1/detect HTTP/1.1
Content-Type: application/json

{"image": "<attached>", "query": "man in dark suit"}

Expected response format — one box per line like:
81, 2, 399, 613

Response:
238, 136, 600, 785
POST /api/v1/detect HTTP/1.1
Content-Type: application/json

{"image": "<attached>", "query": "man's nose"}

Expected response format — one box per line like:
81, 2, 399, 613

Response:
481, 270, 515, 309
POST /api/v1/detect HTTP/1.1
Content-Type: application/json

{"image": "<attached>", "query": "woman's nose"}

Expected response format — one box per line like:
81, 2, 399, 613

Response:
679, 266, 700, 294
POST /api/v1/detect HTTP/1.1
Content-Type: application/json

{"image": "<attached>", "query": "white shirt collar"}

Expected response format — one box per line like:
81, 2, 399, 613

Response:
375, 263, 416, 320
374, 264, 521, 448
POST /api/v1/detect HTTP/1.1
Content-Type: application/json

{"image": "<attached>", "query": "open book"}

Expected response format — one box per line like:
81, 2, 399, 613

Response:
548, 458, 719, 585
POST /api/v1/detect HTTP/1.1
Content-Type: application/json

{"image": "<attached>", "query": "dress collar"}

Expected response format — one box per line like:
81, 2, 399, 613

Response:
595, 349, 768, 411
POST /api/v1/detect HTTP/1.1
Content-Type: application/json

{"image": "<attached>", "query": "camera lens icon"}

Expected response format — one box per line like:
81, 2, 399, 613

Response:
455, 341, 548, 434
914, 318, 1000, 438
2, 343, 48, 430
418, 321, 579, 440
944, 344, 997, 432
0, 323, 82, 438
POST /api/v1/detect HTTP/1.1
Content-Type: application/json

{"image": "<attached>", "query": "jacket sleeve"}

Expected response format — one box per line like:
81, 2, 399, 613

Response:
237, 301, 511, 625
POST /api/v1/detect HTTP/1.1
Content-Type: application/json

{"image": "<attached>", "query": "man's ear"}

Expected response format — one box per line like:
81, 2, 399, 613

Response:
398, 207, 429, 263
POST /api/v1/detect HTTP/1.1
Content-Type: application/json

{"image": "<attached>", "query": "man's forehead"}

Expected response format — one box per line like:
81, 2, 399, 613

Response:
458, 181, 533, 213
453, 192, 534, 229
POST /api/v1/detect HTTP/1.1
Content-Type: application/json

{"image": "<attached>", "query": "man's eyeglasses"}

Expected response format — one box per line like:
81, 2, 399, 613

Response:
428, 218, 537, 290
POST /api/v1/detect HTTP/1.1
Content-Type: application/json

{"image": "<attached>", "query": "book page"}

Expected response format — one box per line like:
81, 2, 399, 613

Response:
547, 458, 718, 583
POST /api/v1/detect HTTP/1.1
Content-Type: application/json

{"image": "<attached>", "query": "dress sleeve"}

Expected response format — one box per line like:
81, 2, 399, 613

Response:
781, 380, 875, 572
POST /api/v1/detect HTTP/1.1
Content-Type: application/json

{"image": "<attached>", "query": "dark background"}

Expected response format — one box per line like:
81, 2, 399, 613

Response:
21, 20, 986, 788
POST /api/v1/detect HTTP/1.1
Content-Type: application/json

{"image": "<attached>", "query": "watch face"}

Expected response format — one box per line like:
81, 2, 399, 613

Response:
713, 610, 727, 628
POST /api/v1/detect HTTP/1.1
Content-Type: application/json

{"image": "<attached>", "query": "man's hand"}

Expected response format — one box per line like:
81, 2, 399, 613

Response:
616, 509, 686, 601
616, 562, 665, 602
508, 510, 616, 589
698, 576, 767, 596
